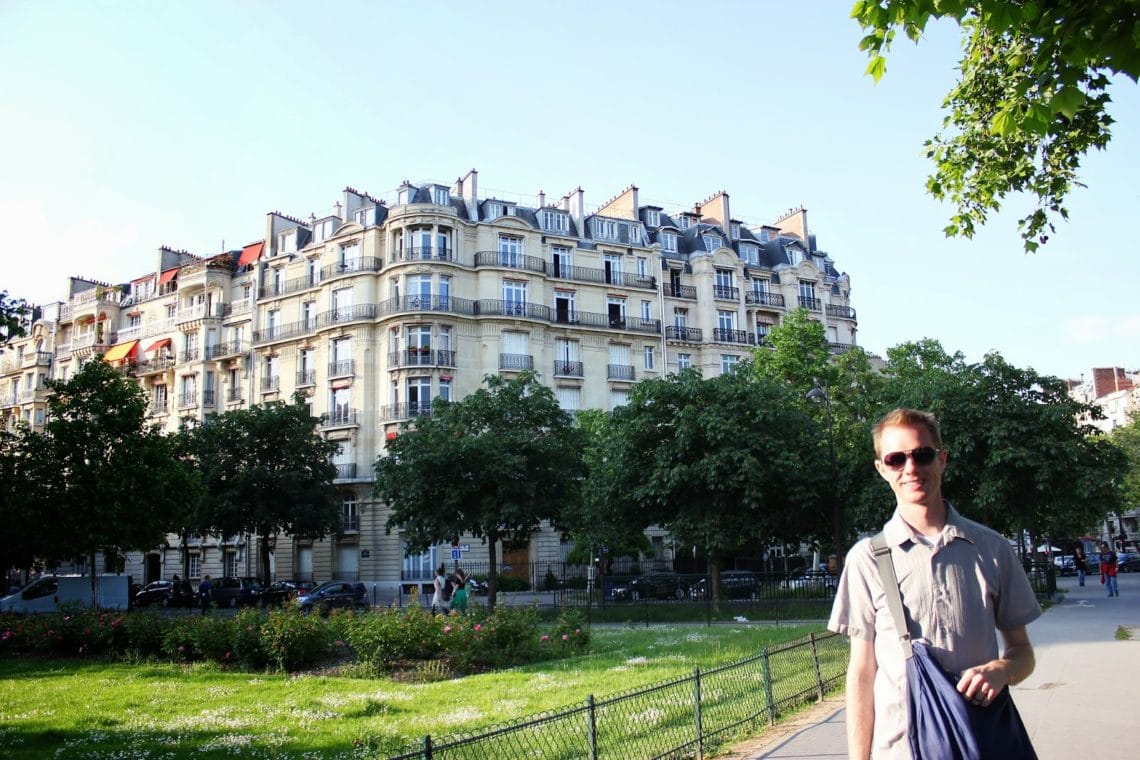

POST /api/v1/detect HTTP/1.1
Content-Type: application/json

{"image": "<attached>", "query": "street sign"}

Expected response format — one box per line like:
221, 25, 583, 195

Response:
451, 548, 462, 560
460, 544, 470, 552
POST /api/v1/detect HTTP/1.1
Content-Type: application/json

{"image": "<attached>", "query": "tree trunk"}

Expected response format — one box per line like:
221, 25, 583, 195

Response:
258, 532, 272, 584
487, 532, 499, 613
88, 550, 97, 608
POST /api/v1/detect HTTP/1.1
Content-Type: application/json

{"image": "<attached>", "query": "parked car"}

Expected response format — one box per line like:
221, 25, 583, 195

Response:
259, 580, 318, 607
610, 573, 689, 601
209, 577, 264, 608
781, 569, 838, 594
134, 579, 197, 608
296, 581, 368, 615
1117, 553, 1140, 572
1053, 555, 1076, 576
689, 571, 760, 600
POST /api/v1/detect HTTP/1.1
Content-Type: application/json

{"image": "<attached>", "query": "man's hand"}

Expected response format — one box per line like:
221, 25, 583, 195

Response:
956, 626, 1034, 707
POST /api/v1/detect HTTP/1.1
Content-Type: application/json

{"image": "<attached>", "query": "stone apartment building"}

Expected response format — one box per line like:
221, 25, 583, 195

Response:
1, 170, 858, 596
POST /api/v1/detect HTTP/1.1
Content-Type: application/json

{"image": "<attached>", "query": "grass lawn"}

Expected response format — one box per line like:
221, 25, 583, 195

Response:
0, 622, 826, 759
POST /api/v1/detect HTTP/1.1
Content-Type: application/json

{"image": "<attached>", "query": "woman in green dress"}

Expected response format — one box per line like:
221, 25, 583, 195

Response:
450, 569, 469, 613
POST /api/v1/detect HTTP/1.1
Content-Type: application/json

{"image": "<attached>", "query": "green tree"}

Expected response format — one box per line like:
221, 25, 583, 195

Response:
752, 309, 885, 565
179, 393, 341, 584
19, 358, 196, 581
559, 409, 651, 568
0, 290, 29, 346
873, 341, 1124, 544
853, 0, 1140, 251
610, 367, 824, 606
375, 372, 584, 611
1109, 413, 1140, 520
0, 429, 38, 582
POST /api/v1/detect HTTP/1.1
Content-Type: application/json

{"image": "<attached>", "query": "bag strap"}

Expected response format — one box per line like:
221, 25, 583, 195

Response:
871, 531, 913, 659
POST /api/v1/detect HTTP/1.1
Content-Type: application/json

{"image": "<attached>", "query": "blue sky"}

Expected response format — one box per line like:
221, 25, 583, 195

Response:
2, 1, 1137, 382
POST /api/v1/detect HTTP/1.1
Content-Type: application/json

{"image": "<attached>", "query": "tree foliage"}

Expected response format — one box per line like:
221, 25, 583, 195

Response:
871, 340, 1123, 543
18, 358, 196, 570
0, 290, 29, 347
1109, 414, 1140, 514
607, 367, 824, 605
853, 0, 1140, 251
375, 372, 584, 610
179, 393, 341, 583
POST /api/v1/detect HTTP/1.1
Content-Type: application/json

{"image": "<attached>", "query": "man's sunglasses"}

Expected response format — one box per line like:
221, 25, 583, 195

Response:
881, 446, 941, 469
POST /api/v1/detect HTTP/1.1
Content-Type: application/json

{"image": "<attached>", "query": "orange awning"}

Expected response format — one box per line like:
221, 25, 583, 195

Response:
102, 340, 139, 364
158, 267, 180, 285
237, 241, 264, 267
144, 338, 172, 353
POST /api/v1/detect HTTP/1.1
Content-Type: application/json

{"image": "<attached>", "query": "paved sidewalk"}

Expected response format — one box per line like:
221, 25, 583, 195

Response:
732, 572, 1140, 758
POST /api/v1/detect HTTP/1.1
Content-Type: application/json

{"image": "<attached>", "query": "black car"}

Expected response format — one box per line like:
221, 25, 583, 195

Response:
134, 579, 196, 608
1118, 553, 1140, 572
296, 581, 368, 615
611, 573, 689, 601
689, 571, 760, 600
781, 569, 838, 595
210, 577, 264, 608
260, 580, 318, 607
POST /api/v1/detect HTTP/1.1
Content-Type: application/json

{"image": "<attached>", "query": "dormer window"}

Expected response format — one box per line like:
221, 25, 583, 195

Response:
703, 234, 721, 252
540, 210, 569, 233
739, 243, 759, 266
397, 185, 413, 205
279, 230, 297, 255
354, 207, 377, 226
432, 186, 450, 205
593, 218, 617, 240
645, 209, 660, 227
313, 218, 337, 243
486, 202, 509, 219
730, 222, 741, 239
661, 232, 678, 253
785, 245, 803, 265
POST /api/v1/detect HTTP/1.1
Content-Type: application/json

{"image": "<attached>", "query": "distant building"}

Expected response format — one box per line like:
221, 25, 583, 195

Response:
1068, 367, 1138, 433
1, 171, 860, 594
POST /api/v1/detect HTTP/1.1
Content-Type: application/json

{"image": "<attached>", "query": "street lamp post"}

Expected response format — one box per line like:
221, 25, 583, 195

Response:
807, 379, 842, 571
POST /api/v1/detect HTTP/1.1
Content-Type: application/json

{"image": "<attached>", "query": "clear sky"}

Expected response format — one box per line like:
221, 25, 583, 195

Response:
2, 1, 1137, 382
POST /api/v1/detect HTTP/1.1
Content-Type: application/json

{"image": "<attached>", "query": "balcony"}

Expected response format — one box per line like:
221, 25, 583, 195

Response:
550, 262, 656, 290
252, 320, 312, 344
798, 297, 822, 312
712, 328, 750, 345
664, 283, 697, 299
829, 342, 856, 355
401, 246, 455, 263
322, 409, 359, 429
19, 388, 48, 403
202, 390, 216, 408
22, 351, 53, 368
2, 394, 18, 408
714, 285, 740, 301
389, 348, 456, 368
134, 357, 175, 375
376, 295, 477, 318
226, 388, 244, 404
477, 300, 552, 320
745, 291, 785, 308
826, 304, 857, 320
260, 376, 280, 393
474, 251, 547, 274
550, 309, 661, 335
379, 402, 434, 422
296, 369, 316, 387
313, 304, 378, 328
204, 341, 245, 361
334, 463, 358, 481
177, 303, 225, 325
259, 274, 319, 300
665, 326, 703, 342
180, 349, 200, 363
499, 353, 534, 371
223, 298, 253, 318
553, 360, 583, 378
328, 360, 355, 378
607, 364, 635, 381
320, 256, 383, 281
177, 393, 197, 409
148, 400, 169, 416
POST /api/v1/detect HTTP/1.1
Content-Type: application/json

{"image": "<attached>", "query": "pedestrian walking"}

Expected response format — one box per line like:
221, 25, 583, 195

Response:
430, 565, 448, 612
829, 408, 1040, 759
1099, 542, 1119, 597
1073, 547, 1088, 586
198, 574, 213, 614
450, 569, 469, 614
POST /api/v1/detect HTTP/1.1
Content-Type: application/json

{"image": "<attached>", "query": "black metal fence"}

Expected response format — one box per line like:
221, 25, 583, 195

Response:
384, 630, 847, 759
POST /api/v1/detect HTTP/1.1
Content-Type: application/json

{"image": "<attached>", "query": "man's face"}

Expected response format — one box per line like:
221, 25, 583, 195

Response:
874, 423, 947, 508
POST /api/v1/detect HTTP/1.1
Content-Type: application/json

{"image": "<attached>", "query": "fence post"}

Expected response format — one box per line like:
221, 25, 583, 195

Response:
761, 648, 777, 725
587, 694, 598, 760
693, 667, 704, 760
423, 734, 432, 760
809, 632, 825, 700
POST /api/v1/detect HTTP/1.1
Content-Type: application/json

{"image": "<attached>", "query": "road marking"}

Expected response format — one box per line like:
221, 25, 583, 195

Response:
1062, 599, 1095, 608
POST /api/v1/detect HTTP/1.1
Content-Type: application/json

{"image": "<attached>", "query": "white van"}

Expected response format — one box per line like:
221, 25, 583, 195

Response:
0, 575, 130, 613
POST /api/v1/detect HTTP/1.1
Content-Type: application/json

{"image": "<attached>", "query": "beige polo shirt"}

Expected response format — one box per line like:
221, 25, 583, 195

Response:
828, 504, 1041, 759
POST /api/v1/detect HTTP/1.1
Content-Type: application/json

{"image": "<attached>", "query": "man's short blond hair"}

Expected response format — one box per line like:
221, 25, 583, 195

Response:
872, 408, 943, 457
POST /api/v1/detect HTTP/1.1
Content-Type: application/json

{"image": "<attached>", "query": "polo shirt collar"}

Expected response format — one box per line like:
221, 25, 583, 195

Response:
883, 500, 977, 548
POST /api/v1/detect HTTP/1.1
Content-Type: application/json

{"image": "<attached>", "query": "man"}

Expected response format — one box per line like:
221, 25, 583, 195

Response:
198, 574, 213, 615
1099, 541, 1119, 597
828, 408, 1041, 759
